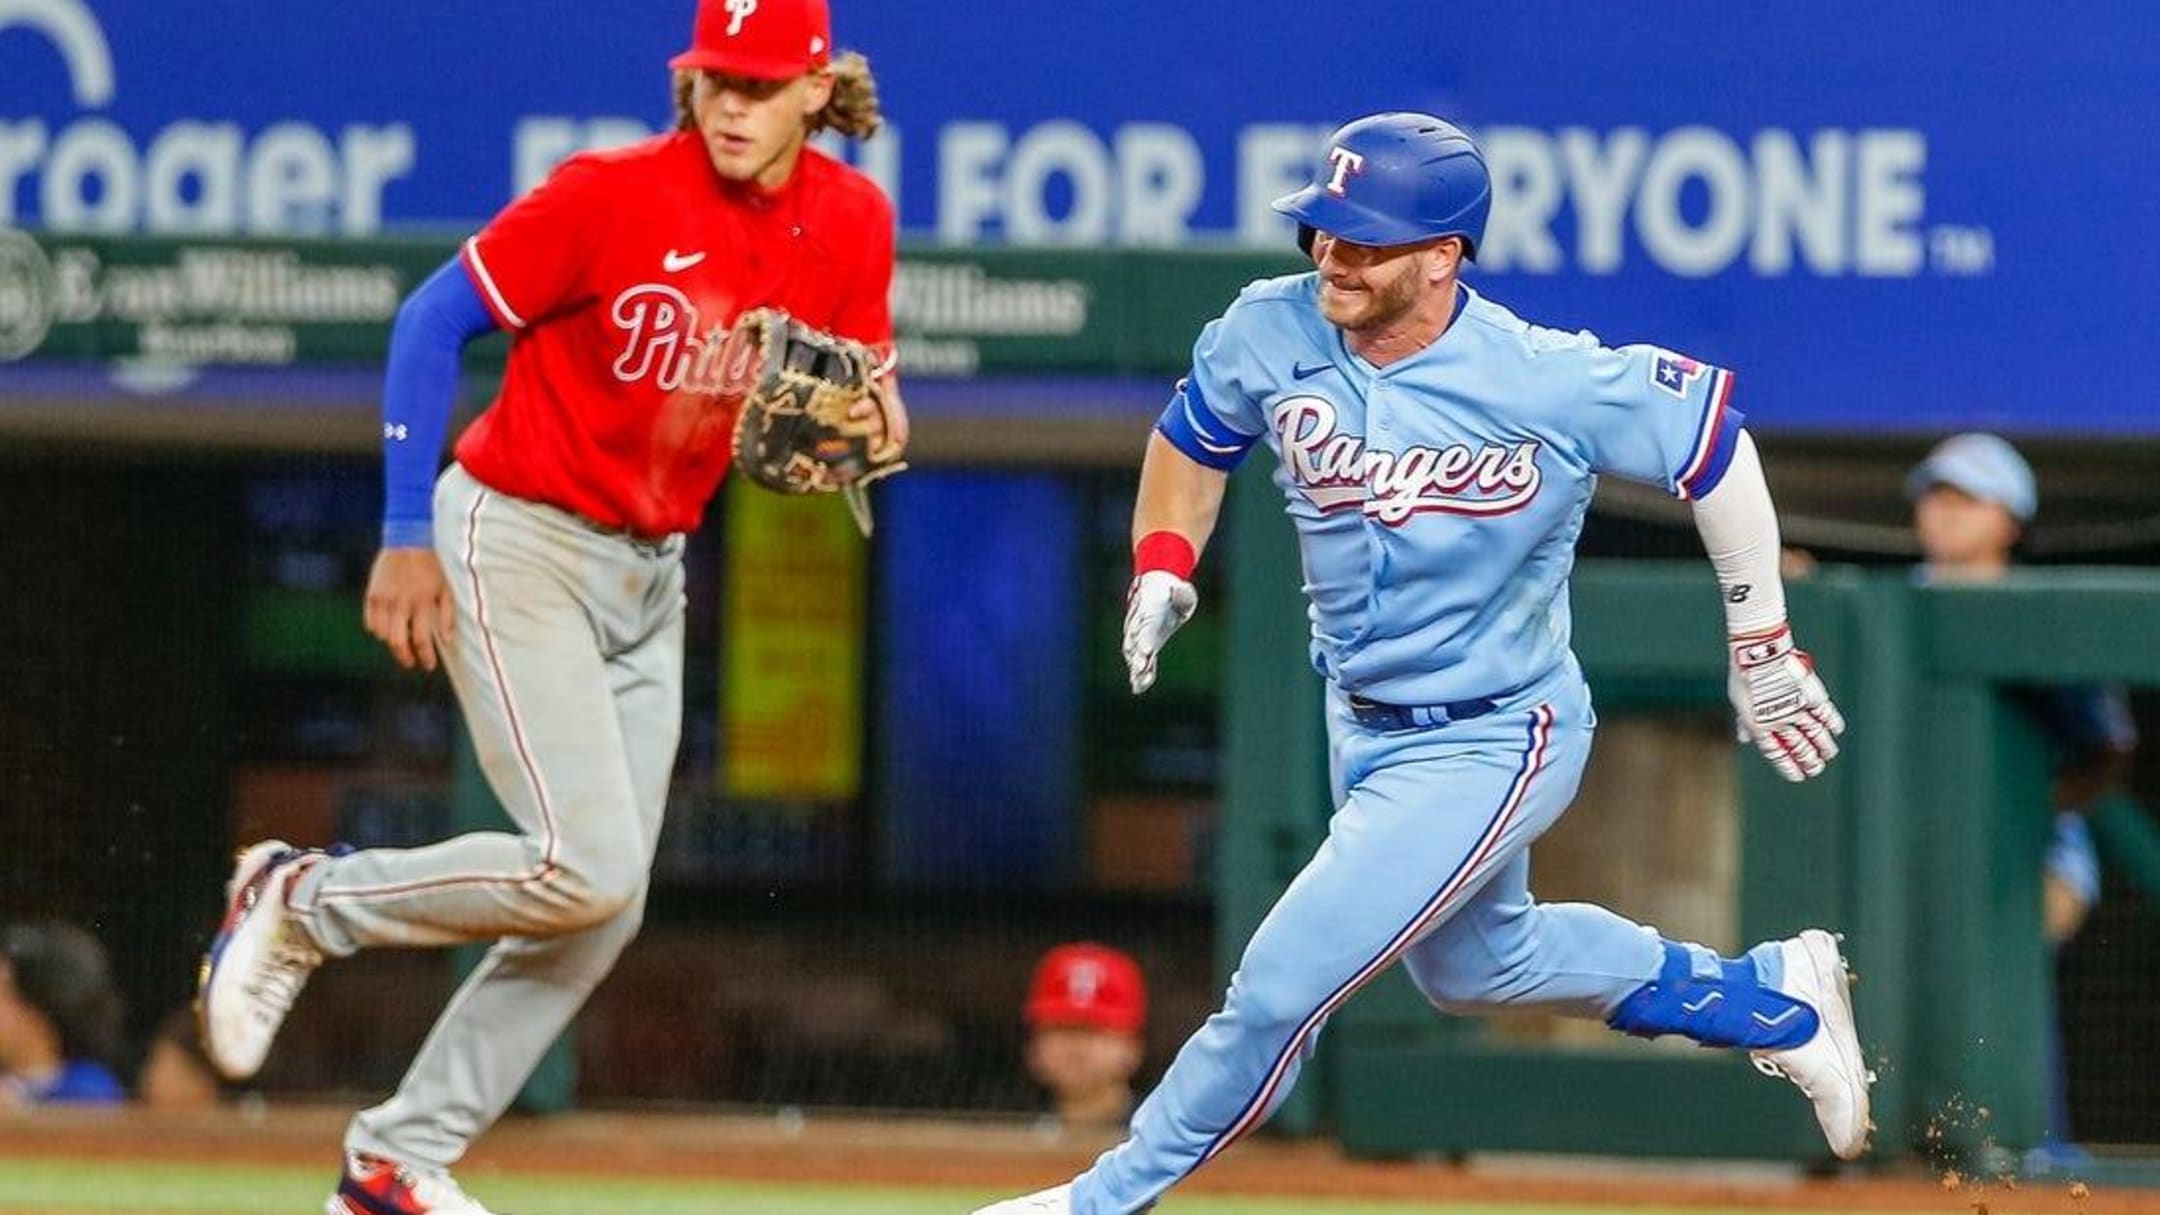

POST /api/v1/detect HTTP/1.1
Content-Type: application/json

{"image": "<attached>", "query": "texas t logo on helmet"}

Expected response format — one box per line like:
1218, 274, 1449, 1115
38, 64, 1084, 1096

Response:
1324, 146, 1366, 197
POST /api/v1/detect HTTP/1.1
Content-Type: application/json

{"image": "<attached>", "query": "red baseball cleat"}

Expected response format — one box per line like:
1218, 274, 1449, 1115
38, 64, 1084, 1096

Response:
329, 1152, 500, 1215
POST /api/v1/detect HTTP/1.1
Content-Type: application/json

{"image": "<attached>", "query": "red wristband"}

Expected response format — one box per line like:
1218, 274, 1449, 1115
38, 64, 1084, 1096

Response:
1133, 531, 1197, 580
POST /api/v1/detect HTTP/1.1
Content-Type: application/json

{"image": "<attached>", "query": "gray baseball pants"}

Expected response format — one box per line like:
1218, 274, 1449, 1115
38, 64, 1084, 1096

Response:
287, 463, 686, 1169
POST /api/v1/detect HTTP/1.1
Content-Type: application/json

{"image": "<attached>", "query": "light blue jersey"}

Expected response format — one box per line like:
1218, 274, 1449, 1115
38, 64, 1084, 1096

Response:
1159, 274, 1742, 708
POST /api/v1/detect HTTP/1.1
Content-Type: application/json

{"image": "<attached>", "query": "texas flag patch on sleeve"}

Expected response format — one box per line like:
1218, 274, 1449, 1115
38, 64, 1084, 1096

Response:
1650, 350, 1710, 398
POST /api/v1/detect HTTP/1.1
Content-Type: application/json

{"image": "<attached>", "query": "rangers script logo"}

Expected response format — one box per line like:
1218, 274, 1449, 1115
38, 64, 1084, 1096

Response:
1273, 395, 1543, 525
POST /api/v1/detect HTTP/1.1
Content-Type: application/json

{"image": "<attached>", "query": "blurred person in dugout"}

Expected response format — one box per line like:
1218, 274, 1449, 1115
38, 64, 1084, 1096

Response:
137, 1005, 229, 1109
0, 920, 126, 1107
1905, 434, 2140, 1162
1025, 944, 1148, 1129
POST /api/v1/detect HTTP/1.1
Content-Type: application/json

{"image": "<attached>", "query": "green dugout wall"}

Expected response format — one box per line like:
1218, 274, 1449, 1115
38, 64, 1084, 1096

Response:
1220, 469, 2160, 1165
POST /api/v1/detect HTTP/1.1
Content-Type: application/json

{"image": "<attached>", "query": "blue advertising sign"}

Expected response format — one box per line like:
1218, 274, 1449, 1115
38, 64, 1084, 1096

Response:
3, 0, 2154, 432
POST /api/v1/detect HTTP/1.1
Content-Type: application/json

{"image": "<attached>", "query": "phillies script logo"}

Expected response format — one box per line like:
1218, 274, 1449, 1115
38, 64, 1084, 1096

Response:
1272, 395, 1543, 526
609, 284, 751, 394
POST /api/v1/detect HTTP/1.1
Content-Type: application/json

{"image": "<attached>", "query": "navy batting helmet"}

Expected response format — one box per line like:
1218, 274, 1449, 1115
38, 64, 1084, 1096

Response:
1273, 113, 1491, 257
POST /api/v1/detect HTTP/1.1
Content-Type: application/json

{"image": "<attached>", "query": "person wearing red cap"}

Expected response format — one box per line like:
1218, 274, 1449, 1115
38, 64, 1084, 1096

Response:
1024, 944, 1149, 1129
192, 2, 903, 1212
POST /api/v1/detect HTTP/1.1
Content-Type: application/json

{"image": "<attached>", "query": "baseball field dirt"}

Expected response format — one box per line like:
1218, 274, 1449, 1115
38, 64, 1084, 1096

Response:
0, 1104, 2139, 1214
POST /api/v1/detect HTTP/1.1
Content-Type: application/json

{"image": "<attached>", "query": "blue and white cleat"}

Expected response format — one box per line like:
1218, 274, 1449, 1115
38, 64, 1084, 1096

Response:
197, 840, 326, 1081
970, 1183, 1072, 1215
1751, 928, 1874, 1159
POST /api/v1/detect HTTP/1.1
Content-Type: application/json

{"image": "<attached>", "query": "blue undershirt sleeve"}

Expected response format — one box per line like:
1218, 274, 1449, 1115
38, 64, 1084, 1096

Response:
380, 258, 501, 548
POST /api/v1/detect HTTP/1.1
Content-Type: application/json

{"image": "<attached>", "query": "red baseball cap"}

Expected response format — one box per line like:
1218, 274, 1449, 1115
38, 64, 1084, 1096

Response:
670, 0, 832, 80
1026, 943, 1147, 1035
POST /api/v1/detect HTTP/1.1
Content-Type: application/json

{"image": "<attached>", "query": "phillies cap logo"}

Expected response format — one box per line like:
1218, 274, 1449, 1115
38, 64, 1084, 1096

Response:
1324, 146, 1366, 197
725, 0, 757, 35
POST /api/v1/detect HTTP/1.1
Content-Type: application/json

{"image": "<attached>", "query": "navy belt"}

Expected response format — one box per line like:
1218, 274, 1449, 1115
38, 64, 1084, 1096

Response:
1346, 692, 1500, 731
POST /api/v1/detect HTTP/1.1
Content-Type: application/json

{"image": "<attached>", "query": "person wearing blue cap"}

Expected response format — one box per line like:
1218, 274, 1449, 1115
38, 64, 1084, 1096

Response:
1907, 433, 2137, 1169
1907, 432, 2040, 577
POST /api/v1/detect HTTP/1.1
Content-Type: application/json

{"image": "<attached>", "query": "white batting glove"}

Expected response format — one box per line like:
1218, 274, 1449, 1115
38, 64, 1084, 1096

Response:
1123, 571, 1198, 695
1727, 624, 1846, 781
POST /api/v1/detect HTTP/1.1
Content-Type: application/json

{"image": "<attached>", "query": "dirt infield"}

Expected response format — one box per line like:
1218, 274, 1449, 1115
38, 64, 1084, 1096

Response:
0, 1104, 2134, 1214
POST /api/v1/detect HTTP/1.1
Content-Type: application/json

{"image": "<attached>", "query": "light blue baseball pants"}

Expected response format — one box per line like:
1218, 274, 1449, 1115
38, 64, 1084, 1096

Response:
1073, 676, 1735, 1214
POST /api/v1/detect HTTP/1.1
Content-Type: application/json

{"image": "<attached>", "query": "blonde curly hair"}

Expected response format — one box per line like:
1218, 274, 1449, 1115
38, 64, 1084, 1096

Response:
673, 52, 882, 140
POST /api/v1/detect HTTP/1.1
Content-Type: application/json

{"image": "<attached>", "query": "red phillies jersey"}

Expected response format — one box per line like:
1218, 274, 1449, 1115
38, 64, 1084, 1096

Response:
454, 131, 895, 537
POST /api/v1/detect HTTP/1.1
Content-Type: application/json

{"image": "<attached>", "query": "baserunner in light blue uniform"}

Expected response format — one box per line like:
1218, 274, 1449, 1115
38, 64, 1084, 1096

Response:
976, 113, 1871, 1215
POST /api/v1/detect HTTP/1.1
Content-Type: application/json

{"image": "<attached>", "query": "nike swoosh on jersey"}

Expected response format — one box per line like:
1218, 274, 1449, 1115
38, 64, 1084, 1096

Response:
663, 250, 707, 272
1292, 362, 1333, 380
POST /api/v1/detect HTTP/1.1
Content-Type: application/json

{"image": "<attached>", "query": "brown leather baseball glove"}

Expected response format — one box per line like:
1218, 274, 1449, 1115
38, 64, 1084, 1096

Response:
726, 307, 906, 497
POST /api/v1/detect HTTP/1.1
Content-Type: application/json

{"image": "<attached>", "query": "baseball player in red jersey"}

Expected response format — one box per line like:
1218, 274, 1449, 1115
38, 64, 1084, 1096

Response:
195, 2, 903, 1211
